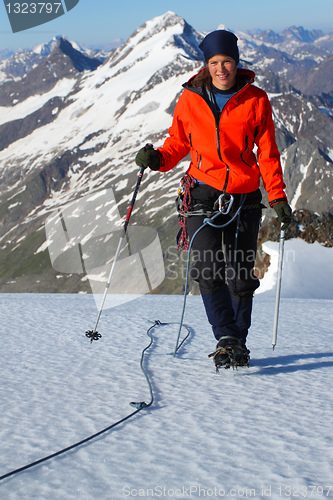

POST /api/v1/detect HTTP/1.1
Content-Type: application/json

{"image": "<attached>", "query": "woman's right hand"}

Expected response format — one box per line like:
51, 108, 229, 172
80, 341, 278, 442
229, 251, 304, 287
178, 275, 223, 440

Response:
135, 144, 160, 171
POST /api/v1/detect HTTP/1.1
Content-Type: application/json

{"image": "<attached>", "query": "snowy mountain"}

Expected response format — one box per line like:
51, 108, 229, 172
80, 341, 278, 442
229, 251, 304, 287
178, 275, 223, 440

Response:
0, 11, 332, 293
0, 48, 45, 84
32, 36, 111, 60
247, 25, 330, 51
0, 36, 110, 85
236, 25, 333, 96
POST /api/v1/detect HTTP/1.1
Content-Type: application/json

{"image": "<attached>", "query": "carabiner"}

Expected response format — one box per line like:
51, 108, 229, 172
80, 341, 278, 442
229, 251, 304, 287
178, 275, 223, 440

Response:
218, 194, 234, 214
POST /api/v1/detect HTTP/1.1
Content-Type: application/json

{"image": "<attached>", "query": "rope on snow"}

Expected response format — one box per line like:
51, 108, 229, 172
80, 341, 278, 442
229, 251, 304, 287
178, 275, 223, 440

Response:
0, 320, 191, 482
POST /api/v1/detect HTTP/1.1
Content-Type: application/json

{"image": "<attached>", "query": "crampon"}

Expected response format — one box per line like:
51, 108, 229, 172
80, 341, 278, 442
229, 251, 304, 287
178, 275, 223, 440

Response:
208, 342, 250, 372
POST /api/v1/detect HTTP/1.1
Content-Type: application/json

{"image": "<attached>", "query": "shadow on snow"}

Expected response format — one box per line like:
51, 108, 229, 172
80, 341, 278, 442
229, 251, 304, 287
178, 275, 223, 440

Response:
249, 351, 333, 375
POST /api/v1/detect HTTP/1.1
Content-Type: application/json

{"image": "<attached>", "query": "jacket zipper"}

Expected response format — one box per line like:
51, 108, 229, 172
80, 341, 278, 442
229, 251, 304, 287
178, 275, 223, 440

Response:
240, 135, 252, 168
215, 111, 223, 162
189, 133, 202, 169
208, 86, 250, 162
215, 109, 229, 191
191, 82, 252, 192
215, 93, 245, 192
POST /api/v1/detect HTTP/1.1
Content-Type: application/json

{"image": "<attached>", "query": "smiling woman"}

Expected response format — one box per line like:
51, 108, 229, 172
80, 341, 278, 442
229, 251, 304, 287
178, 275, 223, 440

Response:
135, 28, 292, 370
207, 55, 237, 90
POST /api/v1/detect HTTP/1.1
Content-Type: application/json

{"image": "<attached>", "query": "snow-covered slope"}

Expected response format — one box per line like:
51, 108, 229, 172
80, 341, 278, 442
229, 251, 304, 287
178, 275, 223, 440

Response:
0, 293, 332, 498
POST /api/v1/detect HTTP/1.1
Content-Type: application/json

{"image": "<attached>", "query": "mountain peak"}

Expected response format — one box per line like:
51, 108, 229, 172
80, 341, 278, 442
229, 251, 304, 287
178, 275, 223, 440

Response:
109, 11, 202, 67
133, 11, 187, 41
216, 23, 232, 32
53, 37, 102, 72
149, 11, 185, 27
32, 36, 63, 56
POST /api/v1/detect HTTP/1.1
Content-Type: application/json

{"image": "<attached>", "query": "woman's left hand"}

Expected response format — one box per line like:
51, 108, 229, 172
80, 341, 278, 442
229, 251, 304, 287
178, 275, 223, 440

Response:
272, 202, 292, 230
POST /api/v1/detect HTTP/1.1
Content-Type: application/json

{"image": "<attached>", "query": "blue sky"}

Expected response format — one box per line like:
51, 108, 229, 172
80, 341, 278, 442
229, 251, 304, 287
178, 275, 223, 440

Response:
0, 0, 332, 52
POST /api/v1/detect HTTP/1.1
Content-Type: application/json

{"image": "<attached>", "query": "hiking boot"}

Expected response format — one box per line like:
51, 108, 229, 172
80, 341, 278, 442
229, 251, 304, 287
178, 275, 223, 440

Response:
236, 344, 250, 367
208, 337, 250, 371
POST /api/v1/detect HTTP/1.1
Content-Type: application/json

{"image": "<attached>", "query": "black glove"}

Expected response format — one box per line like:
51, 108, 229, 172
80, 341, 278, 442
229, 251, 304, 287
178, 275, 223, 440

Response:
135, 144, 160, 171
272, 202, 292, 230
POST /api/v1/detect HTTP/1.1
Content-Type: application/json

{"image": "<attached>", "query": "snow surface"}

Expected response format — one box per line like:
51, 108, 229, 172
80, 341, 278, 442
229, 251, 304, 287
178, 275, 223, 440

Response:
0, 292, 332, 499
258, 239, 333, 299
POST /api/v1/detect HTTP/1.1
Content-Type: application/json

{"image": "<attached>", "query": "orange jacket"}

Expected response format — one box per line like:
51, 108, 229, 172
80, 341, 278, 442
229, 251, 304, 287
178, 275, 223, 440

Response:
157, 68, 287, 206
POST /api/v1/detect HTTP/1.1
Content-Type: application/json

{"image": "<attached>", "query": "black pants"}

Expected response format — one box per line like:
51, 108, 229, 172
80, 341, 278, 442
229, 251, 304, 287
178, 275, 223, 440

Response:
185, 184, 262, 343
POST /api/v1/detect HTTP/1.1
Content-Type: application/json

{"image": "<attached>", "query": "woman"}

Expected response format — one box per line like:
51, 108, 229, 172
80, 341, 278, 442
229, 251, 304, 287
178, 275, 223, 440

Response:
135, 30, 292, 370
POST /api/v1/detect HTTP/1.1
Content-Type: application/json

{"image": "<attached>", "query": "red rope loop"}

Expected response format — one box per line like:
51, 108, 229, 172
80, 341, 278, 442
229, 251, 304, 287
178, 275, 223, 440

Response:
177, 174, 196, 251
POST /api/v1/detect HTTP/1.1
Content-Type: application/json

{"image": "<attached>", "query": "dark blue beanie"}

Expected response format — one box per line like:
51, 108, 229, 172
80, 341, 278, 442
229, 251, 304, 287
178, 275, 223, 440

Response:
199, 30, 239, 64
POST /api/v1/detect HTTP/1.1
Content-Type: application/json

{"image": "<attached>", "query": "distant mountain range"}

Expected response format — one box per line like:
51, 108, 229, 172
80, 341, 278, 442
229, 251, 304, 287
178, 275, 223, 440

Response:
0, 12, 332, 293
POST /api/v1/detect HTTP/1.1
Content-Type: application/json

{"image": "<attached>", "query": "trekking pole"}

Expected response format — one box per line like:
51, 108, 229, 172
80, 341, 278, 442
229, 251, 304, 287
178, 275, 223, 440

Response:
85, 149, 151, 342
272, 228, 285, 350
